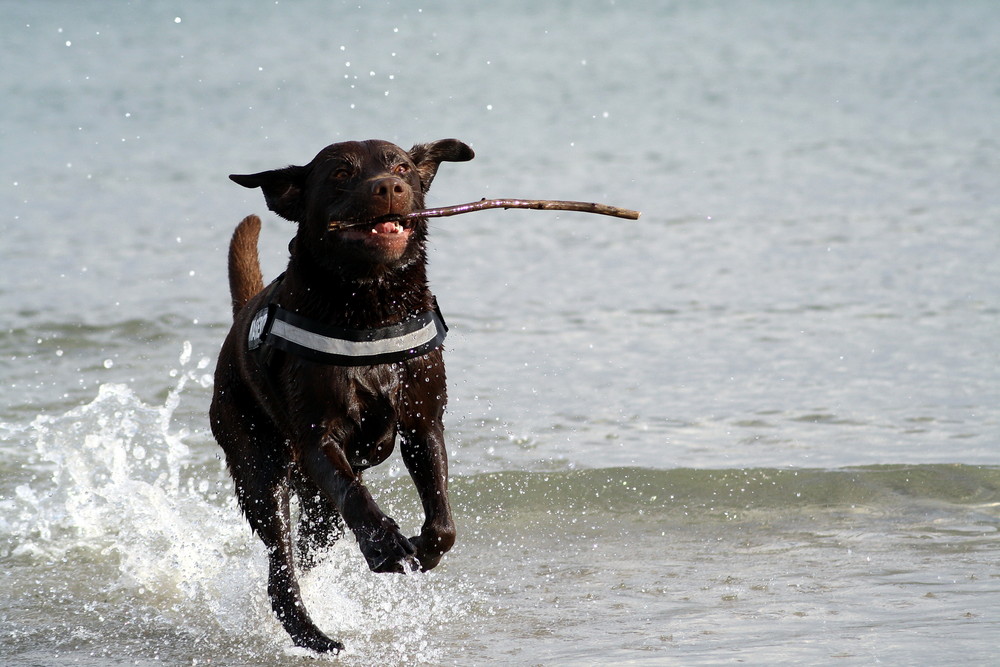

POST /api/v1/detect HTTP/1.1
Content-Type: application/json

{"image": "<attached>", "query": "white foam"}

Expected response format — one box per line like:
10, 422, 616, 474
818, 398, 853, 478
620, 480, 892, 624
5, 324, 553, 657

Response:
4, 342, 476, 662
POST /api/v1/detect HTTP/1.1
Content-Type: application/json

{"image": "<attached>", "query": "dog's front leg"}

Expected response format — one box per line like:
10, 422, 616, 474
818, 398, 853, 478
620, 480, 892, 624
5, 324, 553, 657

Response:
400, 424, 455, 571
300, 439, 418, 573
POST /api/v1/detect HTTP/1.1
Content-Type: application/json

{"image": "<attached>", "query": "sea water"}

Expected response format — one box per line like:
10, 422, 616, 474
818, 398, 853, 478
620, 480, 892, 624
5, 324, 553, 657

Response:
2, 1, 999, 664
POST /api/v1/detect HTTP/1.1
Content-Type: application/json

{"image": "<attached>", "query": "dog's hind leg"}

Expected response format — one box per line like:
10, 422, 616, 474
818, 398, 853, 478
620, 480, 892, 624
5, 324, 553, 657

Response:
292, 472, 345, 571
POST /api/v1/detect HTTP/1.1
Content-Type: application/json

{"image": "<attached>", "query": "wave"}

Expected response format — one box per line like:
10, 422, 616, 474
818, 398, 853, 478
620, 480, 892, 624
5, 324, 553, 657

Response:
443, 463, 1000, 518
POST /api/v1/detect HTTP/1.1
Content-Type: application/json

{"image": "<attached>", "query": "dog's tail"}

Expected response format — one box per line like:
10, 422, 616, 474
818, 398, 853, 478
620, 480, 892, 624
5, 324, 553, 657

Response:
228, 215, 265, 317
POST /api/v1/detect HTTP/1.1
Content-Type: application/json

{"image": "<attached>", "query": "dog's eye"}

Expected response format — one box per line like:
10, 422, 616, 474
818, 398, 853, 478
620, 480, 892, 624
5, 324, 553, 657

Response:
392, 163, 411, 176
331, 168, 351, 181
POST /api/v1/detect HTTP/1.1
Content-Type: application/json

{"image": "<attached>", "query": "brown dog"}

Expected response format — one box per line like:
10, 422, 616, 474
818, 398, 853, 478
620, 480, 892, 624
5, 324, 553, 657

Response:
210, 138, 474, 653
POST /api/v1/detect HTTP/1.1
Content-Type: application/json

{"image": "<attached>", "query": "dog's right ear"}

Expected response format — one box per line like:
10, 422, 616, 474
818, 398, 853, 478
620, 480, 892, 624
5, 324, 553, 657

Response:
408, 139, 475, 193
229, 165, 310, 223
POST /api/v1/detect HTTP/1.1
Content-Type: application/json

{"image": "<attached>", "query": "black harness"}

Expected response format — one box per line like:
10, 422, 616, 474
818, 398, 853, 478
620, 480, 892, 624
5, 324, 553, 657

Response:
247, 275, 447, 366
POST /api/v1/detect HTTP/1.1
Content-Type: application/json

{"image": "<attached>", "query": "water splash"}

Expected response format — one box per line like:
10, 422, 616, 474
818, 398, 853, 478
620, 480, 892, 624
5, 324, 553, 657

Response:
5, 344, 267, 638
2, 342, 477, 664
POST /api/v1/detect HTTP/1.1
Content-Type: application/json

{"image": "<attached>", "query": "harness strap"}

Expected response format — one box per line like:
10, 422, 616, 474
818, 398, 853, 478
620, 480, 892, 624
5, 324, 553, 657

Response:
248, 274, 447, 366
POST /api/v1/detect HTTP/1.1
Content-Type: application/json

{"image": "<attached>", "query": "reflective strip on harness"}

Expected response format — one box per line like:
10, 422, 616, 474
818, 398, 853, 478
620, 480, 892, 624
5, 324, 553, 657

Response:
248, 304, 446, 366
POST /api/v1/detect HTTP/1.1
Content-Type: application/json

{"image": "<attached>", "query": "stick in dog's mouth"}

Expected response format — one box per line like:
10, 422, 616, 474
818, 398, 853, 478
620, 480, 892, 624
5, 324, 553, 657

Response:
327, 198, 641, 232
328, 214, 411, 234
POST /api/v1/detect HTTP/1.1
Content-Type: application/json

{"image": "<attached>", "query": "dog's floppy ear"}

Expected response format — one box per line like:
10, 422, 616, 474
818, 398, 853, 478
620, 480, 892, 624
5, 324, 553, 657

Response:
229, 165, 310, 223
408, 139, 474, 193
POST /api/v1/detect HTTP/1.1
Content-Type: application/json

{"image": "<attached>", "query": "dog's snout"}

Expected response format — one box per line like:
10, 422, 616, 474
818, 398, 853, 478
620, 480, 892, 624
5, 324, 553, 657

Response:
371, 176, 406, 199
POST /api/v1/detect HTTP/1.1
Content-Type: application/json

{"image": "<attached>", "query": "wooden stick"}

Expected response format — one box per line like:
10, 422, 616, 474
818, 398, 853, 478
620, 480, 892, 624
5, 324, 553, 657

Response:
406, 198, 642, 221
328, 198, 641, 230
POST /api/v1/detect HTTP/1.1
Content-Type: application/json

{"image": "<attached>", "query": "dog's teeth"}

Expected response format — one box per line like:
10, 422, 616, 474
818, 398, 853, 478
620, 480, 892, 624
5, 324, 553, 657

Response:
367, 220, 405, 235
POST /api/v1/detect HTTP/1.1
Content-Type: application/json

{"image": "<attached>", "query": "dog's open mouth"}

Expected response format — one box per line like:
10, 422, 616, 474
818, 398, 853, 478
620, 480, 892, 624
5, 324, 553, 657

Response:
329, 214, 410, 233
332, 215, 415, 256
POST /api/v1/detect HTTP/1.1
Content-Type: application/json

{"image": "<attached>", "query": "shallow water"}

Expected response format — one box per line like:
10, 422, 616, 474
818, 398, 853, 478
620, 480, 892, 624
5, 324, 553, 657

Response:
2, 1, 999, 664
5, 376, 999, 665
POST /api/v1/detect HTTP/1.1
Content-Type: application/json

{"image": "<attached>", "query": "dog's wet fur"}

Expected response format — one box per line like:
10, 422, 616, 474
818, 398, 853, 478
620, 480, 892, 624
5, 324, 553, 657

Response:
211, 139, 474, 653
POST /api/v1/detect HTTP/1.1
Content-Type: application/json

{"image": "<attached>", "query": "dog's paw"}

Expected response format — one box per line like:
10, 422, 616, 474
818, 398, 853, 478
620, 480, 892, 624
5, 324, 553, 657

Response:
408, 534, 445, 571
355, 517, 419, 573
290, 628, 345, 654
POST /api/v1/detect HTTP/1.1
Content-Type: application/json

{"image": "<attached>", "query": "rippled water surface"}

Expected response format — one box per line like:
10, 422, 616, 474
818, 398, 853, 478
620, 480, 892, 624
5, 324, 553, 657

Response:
2, 1, 999, 664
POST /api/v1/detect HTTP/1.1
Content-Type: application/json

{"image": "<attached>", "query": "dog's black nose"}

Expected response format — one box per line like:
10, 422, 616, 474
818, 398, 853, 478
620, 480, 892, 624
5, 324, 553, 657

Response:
371, 176, 406, 199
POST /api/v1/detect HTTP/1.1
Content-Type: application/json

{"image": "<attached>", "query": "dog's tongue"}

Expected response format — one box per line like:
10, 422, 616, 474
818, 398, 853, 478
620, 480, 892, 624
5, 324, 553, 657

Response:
372, 221, 400, 234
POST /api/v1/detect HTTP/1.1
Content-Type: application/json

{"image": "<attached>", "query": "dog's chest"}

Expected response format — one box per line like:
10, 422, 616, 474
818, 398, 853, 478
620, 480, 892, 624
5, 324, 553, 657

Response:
348, 386, 400, 468
304, 367, 402, 469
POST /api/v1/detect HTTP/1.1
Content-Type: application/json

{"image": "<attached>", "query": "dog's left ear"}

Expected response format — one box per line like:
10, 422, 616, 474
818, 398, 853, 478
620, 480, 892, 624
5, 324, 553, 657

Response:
230, 165, 310, 223
408, 139, 475, 193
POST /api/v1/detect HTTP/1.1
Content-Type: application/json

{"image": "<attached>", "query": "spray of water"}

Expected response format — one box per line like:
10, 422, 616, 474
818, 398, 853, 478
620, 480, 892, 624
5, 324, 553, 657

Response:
2, 342, 477, 664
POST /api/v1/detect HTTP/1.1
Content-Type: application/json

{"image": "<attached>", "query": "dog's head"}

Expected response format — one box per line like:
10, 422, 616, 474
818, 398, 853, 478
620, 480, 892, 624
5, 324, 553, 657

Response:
230, 139, 474, 276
